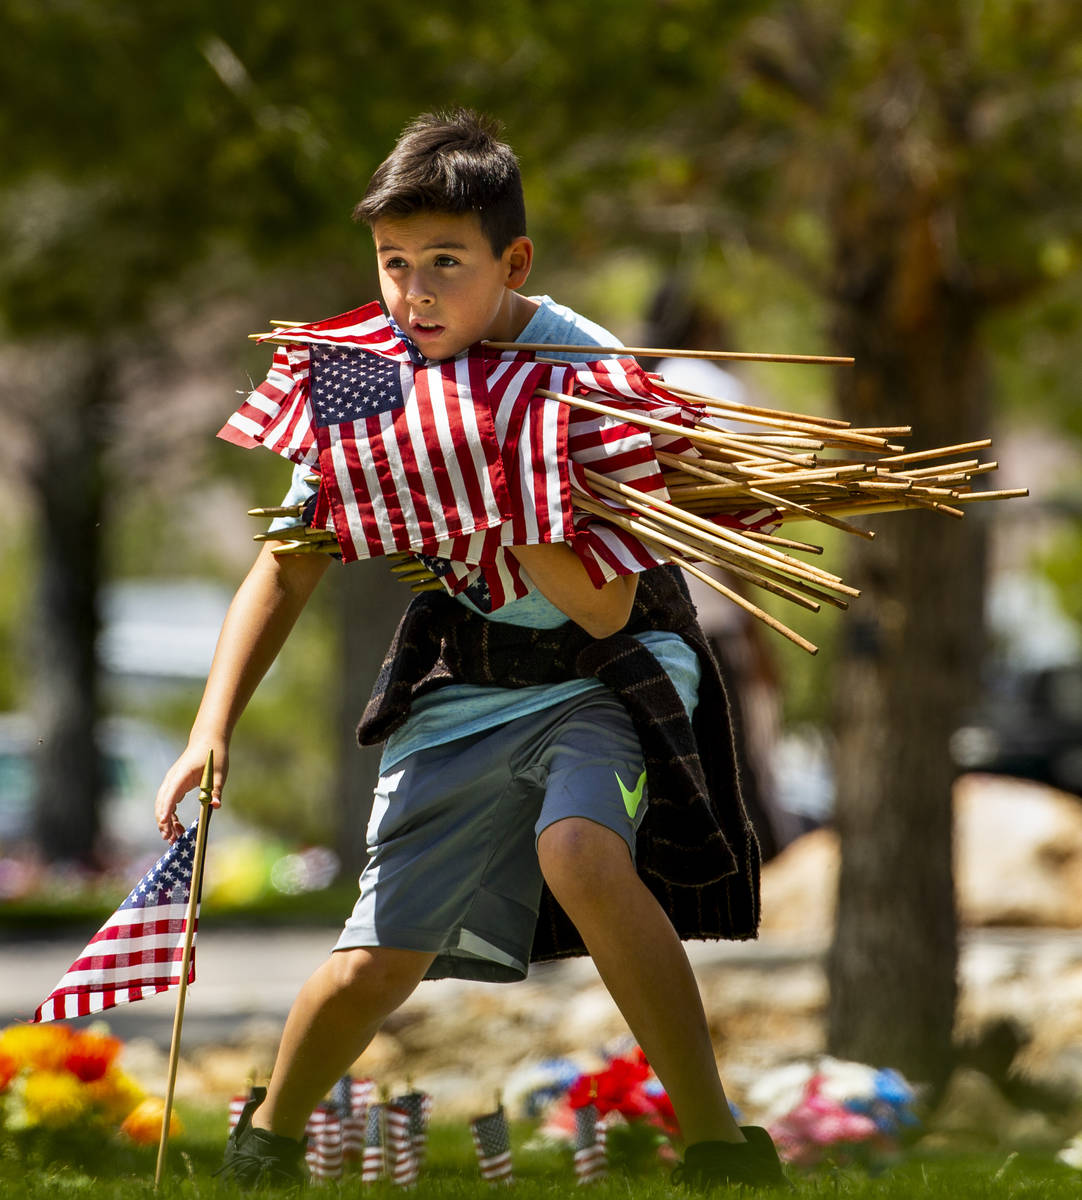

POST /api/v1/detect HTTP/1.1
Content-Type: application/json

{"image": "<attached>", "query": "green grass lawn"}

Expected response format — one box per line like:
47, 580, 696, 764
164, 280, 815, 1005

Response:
1, 1102, 1078, 1198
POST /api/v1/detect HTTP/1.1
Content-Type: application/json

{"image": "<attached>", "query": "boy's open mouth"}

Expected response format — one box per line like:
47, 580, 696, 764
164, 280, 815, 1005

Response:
411, 320, 445, 336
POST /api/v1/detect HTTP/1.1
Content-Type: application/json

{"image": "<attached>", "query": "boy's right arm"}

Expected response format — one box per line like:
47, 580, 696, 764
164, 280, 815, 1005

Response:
154, 542, 330, 843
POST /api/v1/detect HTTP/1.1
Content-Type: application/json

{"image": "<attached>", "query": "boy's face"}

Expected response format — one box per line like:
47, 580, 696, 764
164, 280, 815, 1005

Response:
372, 211, 533, 360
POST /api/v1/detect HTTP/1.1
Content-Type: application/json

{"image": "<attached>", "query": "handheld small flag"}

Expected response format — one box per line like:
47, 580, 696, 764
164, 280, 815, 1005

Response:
33, 823, 203, 1022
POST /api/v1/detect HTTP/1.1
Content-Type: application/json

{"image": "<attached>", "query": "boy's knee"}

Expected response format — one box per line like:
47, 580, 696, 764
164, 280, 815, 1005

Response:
326, 945, 431, 1001
537, 818, 635, 908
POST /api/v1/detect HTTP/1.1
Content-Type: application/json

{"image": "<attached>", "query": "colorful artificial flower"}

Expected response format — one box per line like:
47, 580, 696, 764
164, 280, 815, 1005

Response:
17, 1068, 91, 1129
84, 1066, 146, 1125
121, 1097, 183, 1145
768, 1074, 884, 1168
0, 1024, 74, 1072
63, 1030, 122, 1083
0, 1049, 17, 1093
0, 1022, 158, 1150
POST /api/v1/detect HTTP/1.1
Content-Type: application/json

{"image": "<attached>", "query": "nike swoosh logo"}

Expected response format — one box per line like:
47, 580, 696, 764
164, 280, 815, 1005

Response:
615, 769, 647, 819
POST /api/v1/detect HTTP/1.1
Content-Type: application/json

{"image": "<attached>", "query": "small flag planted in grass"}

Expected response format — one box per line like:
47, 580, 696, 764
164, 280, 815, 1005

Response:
228, 1092, 249, 1136
333, 1074, 375, 1160
392, 1089, 433, 1166
471, 1106, 513, 1185
574, 1104, 608, 1185
305, 1105, 343, 1182
362, 1103, 387, 1182
387, 1102, 419, 1187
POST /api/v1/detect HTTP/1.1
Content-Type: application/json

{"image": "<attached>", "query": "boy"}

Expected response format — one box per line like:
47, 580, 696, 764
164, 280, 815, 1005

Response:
154, 110, 787, 1191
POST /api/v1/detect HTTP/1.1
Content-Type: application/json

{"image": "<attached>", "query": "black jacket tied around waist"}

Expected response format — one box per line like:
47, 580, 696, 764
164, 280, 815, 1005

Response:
357, 565, 761, 962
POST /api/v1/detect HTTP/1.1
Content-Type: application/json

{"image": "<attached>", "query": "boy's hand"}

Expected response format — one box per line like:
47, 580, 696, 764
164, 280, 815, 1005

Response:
155, 739, 227, 843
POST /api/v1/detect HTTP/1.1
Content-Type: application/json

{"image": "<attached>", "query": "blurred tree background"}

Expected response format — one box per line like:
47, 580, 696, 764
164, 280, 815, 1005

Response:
1, 0, 1079, 1084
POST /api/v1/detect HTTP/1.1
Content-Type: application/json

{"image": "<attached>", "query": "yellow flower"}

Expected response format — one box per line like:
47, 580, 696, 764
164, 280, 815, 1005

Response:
120, 1097, 183, 1145
20, 1068, 89, 1128
84, 1066, 145, 1125
0, 1024, 73, 1072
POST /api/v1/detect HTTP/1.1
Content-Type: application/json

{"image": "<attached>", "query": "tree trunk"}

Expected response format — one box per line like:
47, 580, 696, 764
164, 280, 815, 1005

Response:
825, 205, 989, 1086
28, 342, 109, 866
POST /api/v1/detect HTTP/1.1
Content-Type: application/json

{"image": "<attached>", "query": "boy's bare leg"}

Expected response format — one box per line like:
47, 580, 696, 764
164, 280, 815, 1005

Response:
251, 945, 435, 1140
537, 817, 744, 1147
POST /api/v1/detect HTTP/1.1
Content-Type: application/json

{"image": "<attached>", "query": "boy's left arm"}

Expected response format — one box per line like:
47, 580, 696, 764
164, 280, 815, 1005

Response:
512, 542, 637, 638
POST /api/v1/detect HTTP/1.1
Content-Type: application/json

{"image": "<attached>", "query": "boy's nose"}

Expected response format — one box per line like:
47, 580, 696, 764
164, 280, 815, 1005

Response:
405, 274, 435, 305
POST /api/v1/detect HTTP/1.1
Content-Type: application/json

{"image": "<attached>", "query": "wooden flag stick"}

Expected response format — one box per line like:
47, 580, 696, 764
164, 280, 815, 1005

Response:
678, 558, 819, 655
155, 751, 215, 1191
535, 388, 773, 459
580, 470, 855, 595
575, 496, 819, 652
686, 394, 896, 450
248, 503, 306, 518
483, 340, 854, 366
878, 439, 993, 466
658, 382, 853, 429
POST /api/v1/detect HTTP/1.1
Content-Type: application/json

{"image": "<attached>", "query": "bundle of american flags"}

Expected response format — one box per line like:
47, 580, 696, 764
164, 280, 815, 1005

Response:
32, 822, 201, 1023
234, 303, 1025, 654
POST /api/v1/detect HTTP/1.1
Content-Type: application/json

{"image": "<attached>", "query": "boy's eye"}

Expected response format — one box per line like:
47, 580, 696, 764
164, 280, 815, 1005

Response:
383, 257, 408, 270
434, 255, 460, 267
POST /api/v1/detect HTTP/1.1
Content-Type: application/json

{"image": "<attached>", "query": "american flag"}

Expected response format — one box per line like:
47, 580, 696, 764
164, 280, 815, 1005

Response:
332, 1074, 375, 1160
219, 303, 765, 611
573, 1105, 608, 1185
386, 1102, 419, 1187
470, 1107, 513, 1185
362, 1103, 387, 1182
305, 1104, 343, 1182
33, 822, 200, 1022
391, 1089, 433, 1167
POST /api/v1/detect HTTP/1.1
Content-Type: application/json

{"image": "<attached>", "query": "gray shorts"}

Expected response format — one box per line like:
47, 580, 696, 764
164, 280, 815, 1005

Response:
334, 692, 647, 982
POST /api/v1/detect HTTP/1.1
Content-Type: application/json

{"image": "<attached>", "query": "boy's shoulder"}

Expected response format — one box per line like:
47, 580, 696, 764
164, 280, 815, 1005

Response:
522, 295, 621, 359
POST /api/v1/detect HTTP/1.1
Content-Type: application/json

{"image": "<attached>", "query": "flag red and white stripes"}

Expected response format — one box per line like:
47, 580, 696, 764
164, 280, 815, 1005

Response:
220, 305, 773, 612
305, 1105, 344, 1182
387, 1102, 419, 1187
33, 823, 200, 1022
573, 1104, 608, 1185
340, 1075, 376, 1159
362, 1103, 387, 1183
470, 1107, 513, 1185
391, 1090, 433, 1167
227, 1093, 248, 1136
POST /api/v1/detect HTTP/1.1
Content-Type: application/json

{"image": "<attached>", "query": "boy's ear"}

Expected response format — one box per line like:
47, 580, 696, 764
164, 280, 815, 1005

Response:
504, 237, 534, 289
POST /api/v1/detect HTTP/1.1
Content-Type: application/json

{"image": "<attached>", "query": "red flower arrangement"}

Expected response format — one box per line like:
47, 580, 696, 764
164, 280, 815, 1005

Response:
567, 1049, 680, 1141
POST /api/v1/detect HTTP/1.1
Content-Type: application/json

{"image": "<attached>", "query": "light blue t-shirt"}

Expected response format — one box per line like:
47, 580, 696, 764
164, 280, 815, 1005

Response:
270, 296, 701, 770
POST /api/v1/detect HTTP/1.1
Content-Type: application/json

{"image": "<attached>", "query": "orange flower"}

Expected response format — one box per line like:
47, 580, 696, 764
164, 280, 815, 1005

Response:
0, 1049, 16, 1093
64, 1030, 122, 1082
120, 1097, 183, 1145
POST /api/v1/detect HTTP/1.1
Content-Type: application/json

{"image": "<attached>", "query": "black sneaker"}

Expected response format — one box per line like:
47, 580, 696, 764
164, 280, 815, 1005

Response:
672, 1126, 791, 1190
215, 1087, 307, 1188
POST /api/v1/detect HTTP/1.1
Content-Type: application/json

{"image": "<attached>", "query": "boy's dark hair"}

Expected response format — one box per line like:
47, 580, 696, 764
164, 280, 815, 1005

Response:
354, 109, 526, 256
